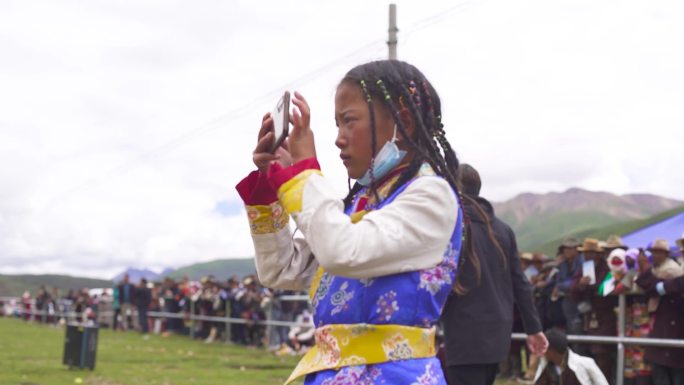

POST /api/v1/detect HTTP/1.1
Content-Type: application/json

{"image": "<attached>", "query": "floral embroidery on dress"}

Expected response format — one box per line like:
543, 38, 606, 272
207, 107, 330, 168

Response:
376, 291, 399, 321
330, 281, 354, 315
411, 361, 440, 385
443, 240, 460, 262
382, 333, 414, 361
320, 366, 382, 385
313, 273, 333, 309
313, 327, 341, 368
350, 324, 375, 337
338, 355, 368, 367
245, 202, 289, 234
271, 205, 284, 230
419, 251, 457, 295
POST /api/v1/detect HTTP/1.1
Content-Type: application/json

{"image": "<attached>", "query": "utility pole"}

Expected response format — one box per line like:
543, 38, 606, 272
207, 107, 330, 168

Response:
388, 4, 398, 60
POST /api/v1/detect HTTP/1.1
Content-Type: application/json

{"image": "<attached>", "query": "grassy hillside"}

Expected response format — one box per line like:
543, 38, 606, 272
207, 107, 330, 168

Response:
0, 274, 112, 297
529, 206, 684, 256
0, 259, 258, 297
512, 210, 619, 251
494, 188, 682, 251
167, 258, 257, 281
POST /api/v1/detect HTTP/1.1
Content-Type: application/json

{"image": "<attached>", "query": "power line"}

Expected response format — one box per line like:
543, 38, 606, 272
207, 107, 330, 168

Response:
42, 40, 385, 210
43, 2, 484, 209
401, 0, 479, 45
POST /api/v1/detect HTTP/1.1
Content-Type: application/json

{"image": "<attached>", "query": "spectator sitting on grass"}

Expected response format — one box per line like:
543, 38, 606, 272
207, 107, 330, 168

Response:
277, 309, 314, 356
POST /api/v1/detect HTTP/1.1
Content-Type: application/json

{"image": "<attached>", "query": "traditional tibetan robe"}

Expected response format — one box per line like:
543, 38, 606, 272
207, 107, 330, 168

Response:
236, 158, 462, 385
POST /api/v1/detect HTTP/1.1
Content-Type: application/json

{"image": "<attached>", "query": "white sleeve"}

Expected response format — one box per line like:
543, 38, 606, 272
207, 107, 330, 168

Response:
589, 360, 609, 385
252, 224, 319, 291
294, 175, 458, 279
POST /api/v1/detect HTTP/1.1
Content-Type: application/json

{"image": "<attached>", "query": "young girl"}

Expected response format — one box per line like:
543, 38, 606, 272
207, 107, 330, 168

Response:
236, 60, 464, 385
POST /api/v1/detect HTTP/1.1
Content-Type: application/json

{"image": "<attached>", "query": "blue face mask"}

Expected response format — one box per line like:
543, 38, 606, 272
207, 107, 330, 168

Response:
357, 125, 407, 186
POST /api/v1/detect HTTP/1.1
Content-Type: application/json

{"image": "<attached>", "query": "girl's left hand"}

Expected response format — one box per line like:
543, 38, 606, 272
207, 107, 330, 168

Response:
288, 91, 316, 163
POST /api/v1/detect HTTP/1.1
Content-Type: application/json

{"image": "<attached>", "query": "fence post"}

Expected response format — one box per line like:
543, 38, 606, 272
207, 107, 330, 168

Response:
616, 293, 626, 385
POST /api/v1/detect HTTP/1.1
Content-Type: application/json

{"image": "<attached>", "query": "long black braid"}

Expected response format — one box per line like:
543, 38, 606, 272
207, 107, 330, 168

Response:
360, 80, 381, 204
415, 77, 506, 272
339, 60, 507, 292
367, 70, 484, 291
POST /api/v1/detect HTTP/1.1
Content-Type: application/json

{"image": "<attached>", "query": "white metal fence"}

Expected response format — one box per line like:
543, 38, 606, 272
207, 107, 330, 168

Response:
3, 294, 683, 385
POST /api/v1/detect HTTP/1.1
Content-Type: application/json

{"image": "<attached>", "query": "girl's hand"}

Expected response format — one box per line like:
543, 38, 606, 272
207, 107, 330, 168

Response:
287, 92, 316, 163
253, 113, 292, 173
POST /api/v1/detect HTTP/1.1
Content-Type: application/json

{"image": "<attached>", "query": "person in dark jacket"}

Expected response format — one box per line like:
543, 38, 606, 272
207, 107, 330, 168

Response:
136, 278, 152, 334
441, 164, 548, 385
635, 240, 684, 385
118, 274, 136, 330
555, 238, 584, 335
660, 275, 684, 294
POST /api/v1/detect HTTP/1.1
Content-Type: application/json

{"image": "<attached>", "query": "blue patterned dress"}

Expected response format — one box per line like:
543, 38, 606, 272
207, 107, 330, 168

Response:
303, 176, 463, 385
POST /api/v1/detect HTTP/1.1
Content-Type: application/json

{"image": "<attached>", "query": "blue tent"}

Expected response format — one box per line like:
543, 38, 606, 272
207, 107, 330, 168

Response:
622, 210, 684, 249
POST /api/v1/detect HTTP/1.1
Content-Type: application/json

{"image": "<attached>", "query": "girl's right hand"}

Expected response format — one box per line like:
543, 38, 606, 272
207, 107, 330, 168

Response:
253, 113, 292, 173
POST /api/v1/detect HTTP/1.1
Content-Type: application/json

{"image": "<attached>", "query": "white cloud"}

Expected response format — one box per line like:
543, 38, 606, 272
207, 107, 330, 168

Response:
1, 0, 683, 278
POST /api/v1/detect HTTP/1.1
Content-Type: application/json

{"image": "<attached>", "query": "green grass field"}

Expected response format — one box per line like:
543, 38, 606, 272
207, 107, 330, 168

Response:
1, 318, 520, 385
0, 317, 301, 385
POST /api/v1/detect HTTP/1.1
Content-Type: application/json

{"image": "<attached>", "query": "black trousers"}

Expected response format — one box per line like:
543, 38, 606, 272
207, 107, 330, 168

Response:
447, 363, 499, 385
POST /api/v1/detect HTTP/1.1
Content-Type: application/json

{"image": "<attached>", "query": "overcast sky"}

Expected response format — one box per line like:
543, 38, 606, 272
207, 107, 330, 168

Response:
1, 0, 683, 279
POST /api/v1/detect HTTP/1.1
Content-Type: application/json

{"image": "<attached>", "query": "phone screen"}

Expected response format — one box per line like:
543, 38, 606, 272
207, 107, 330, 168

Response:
271, 91, 290, 153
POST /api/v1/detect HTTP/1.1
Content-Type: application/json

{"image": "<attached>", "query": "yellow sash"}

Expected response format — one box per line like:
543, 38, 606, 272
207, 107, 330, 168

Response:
285, 323, 436, 384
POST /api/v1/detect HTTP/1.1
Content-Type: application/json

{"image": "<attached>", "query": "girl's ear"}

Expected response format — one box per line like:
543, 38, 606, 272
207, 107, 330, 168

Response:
397, 108, 415, 141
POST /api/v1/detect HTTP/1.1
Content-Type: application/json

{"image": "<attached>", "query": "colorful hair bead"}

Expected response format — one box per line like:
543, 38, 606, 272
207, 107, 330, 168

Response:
376, 79, 391, 101
360, 80, 373, 103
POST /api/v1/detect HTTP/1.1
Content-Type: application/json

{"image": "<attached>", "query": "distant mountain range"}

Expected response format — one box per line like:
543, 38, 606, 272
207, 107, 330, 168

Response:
0, 274, 112, 298
3, 188, 682, 297
0, 260, 257, 297
532, 205, 684, 257
493, 187, 682, 253
109, 260, 257, 284
167, 258, 256, 281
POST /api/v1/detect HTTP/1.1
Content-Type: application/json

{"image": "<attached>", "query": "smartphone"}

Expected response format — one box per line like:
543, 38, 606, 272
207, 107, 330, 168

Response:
270, 91, 290, 153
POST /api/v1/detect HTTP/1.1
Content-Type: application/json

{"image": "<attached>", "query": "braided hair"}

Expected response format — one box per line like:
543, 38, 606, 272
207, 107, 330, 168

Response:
338, 60, 494, 293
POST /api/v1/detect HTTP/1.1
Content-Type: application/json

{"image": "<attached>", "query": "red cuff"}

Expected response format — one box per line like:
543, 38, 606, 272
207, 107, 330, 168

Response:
267, 157, 321, 191
235, 170, 278, 206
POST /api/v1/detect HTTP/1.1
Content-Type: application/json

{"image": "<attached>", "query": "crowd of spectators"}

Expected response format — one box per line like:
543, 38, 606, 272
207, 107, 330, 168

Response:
3, 233, 683, 383
1, 272, 313, 355
506, 234, 684, 385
